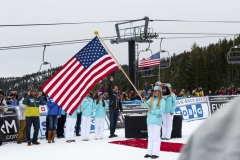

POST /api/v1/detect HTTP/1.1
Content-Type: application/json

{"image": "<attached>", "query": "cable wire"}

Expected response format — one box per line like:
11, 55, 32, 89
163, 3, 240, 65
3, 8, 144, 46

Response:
0, 20, 131, 27
152, 19, 240, 23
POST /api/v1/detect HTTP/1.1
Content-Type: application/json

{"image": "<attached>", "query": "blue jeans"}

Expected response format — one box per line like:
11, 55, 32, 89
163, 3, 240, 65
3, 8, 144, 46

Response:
26, 117, 40, 143
109, 109, 119, 135
48, 115, 58, 131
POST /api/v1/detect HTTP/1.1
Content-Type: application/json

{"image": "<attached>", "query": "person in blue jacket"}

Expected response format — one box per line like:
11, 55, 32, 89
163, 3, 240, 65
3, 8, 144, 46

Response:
162, 83, 176, 140
47, 98, 61, 143
81, 91, 94, 141
65, 106, 80, 143
141, 86, 165, 159
94, 92, 108, 140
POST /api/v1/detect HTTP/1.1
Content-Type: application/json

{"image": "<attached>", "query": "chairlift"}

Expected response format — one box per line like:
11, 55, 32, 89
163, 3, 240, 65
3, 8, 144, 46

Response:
37, 46, 53, 88
227, 34, 240, 64
227, 50, 240, 64
160, 50, 171, 69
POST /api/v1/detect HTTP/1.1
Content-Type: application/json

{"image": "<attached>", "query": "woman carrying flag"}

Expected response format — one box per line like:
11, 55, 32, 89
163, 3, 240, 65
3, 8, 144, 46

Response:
141, 86, 165, 159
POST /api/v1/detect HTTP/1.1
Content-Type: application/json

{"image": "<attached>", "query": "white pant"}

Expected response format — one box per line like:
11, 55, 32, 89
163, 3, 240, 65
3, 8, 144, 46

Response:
94, 118, 105, 139
147, 124, 161, 156
65, 118, 77, 141
81, 116, 92, 140
162, 113, 174, 139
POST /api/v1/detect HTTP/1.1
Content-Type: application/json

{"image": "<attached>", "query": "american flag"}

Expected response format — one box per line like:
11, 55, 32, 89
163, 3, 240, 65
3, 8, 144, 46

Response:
138, 52, 160, 68
42, 36, 118, 115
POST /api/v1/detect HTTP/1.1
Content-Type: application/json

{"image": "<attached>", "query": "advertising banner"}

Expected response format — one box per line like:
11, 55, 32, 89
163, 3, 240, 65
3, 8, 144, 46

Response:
207, 95, 239, 113
175, 97, 209, 121
0, 107, 19, 142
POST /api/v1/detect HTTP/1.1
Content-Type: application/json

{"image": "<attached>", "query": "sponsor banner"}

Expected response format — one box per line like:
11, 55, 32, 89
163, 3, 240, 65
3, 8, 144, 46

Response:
176, 97, 207, 107
0, 107, 19, 142
175, 97, 209, 121
207, 95, 239, 113
175, 103, 209, 121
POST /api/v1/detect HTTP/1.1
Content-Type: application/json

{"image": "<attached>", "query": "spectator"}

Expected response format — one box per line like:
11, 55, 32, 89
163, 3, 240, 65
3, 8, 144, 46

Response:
226, 87, 233, 95
103, 92, 109, 100
94, 92, 108, 140
218, 89, 223, 95
178, 89, 186, 97
236, 87, 240, 95
47, 98, 61, 143
0, 91, 8, 146
173, 89, 178, 97
17, 93, 27, 144
98, 84, 106, 94
196, 87, 204, 97
57, 109, 66, 138
214, 90, 219, 95
191, 90, 198, 97
144, 82, 149, 94
23, 89, 46, 146
207, 90, 213, 96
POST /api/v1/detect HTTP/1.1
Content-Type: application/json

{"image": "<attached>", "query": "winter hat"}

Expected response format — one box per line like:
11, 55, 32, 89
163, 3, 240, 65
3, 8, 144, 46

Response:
155, 81, 161, 86
98, 92, 103, 96
18, 92, 23, 97
166, 83, 171, 88
154, 86, 162, 91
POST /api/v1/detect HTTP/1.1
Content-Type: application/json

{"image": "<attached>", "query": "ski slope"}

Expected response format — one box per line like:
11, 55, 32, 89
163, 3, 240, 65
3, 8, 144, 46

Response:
1, 120, 205, 160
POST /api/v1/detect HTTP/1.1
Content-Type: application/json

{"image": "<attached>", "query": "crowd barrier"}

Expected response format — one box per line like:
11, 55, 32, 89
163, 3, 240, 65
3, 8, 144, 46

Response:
1, 95, 239, 143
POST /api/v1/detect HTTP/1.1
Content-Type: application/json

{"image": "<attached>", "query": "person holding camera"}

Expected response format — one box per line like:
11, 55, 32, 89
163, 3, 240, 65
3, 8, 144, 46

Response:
23, 89, 46, 146
108, 76, 123, 138
0, 91, 8, 146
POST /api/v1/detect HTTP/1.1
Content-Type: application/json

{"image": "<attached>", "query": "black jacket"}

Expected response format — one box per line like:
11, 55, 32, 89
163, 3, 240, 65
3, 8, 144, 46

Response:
108, 81, 123, 112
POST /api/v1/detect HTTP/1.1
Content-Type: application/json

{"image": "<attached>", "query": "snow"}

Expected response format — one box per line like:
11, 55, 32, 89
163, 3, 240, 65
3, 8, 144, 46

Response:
1, 120, 205, 160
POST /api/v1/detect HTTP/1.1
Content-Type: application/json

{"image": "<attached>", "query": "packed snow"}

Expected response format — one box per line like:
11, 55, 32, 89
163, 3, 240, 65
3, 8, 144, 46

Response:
1, 120, 205, 160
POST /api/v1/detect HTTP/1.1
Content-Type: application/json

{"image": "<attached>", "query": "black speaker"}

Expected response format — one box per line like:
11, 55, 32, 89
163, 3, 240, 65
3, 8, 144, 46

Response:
171, 114, 182, 138
125, 115, 148, 138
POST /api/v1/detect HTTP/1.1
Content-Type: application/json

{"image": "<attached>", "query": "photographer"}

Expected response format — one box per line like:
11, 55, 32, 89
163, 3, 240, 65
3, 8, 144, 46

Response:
0, 91, 8, 146
23, 89, 46, 146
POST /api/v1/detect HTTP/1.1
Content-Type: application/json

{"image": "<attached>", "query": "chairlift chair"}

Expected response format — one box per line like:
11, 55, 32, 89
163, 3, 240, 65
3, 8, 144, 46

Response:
37, 46, 53, 88
227, 47, 240, 64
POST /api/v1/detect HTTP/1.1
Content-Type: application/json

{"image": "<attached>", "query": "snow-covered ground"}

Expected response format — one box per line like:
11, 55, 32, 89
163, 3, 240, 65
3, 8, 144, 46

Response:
1, 120, 205, 160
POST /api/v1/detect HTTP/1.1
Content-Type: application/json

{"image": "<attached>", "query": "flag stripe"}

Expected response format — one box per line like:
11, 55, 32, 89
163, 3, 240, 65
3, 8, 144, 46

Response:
42, 57, 75, 90
43, 58, 77, 93
59, 56, 116, 109
65, 61, 118, 114
68, 66, 117, 115
50, 65, 84, 101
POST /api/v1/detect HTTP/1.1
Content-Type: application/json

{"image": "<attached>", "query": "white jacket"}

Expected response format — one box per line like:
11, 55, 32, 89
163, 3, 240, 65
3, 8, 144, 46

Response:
19, 98, 26, 120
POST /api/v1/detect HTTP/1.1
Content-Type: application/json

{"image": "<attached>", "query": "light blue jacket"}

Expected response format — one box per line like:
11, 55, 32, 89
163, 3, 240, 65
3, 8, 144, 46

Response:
142, 97, 165, 126
163, 93, 176, 113
66, 106, 80, 119
94, 99, 108, 118
61, 109, 66, 115
82, 97, 94, 117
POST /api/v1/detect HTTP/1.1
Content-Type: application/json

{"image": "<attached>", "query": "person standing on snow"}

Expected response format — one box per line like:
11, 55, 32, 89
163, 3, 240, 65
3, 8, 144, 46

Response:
161, 83, 176, 140
108, 76, 123, 138
94, 92, 108, 140
141, 86, 165, 159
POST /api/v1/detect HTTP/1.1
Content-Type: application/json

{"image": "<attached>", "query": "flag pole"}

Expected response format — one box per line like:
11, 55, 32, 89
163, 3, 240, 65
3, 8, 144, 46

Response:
94, 31, 148, 106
